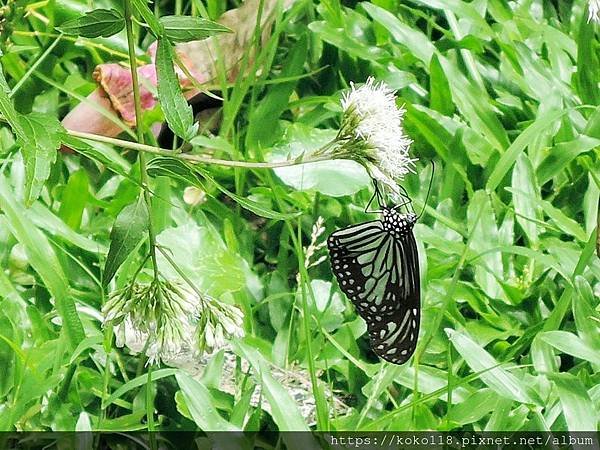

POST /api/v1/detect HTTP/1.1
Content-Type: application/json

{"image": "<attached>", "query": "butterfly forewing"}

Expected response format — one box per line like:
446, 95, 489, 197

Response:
328, 208, 420, 364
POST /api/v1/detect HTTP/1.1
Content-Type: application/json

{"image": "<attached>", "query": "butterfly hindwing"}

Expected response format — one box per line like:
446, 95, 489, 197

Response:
367, 305, 420, 364
328, 208, 420, 364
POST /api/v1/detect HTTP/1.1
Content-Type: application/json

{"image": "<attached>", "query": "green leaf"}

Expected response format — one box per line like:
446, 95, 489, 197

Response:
572, 276, 600, 351
575, 13, 600, 105
537, 135, 600, 185
98, 411, 147, 431
429, 54, 453, 116
530, 336, 558, 374
271, 123, 370, 197
0, 177, 85, 350
175, 372, 240, 431
159, 15, 231, 42
308, 21, 385, 61
29, 202, 107, 254
147, 157, 299, 220
234, 341, 309, 431
103, 368, 178, 408
549, 373, 599, 431
538, 198, 588, 242
156, 38, 198, 141
486, 108, 565, 192
58, 9, 125, 38
467, 191, 502, 299
246, 36, 308, 148
511, 153, 540, 245
0, 66, 25, 137
362, 2, 435, 64
439, 60, 510, 152
447, 389, 499, 426
446, 328, 535, 404
539, 331, 600, 365
130, 0, 163, 36
18, 113, 63, 206
409, 0, 493, 37
156, 220, 254, 297
58, 169, 89, 230
103, 199, 149, 287
199, 169, 302, 221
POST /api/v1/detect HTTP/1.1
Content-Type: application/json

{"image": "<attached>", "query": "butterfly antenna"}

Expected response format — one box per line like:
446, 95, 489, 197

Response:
417, 160, 435, 220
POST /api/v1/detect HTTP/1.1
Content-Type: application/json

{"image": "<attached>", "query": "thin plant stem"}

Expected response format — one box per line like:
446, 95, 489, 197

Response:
295, 222, 328, 430
13, 30, 143, 61
68, 129, 336, 168
123, 0, 160, 284
262, 166, 330, 430
10, 34, 62, 97
446, 340, 453, 429
356, 365, 386, 429
145, 364, 154, 438
157, 245, 204, 300
123, 0, 157, 441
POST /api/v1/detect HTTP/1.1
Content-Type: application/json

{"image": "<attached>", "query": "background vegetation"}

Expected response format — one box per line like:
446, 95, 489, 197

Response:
0, 0, 599, 443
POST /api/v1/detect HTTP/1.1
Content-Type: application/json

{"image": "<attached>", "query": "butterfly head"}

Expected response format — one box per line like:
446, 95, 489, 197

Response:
382, 208, 417, 234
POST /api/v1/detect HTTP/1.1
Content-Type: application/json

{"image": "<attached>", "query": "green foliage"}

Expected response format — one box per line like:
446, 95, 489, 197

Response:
103, 199, 149, 287
159, 15, 232, 43
0, 0, 598, 438
58, 9, 125, 38
155, 38, 198, 141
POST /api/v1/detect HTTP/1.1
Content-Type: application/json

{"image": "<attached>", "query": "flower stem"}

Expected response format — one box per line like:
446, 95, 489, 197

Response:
123, 0, 157, 442
123, 0, 160, 285
68, 129, 335, 168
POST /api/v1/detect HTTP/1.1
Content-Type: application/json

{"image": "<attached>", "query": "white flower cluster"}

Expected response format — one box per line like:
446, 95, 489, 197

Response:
339, 77, 415, 188
590, 0, 600, 23
104, 280, 244, 365
197, 297, 245, 353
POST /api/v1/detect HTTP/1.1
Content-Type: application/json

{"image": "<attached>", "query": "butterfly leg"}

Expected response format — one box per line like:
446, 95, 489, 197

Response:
365, 179, 385, 213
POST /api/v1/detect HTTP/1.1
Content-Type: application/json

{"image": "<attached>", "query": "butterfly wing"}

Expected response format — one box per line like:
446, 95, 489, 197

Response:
367, 231, 420, 364
327, 220, 388, 317
367, 306, 420, 364
328, 220, 420, 364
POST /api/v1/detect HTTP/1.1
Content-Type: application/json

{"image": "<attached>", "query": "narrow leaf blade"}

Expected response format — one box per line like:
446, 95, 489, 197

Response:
156, 38, 197, 141
103, 199, 149, 286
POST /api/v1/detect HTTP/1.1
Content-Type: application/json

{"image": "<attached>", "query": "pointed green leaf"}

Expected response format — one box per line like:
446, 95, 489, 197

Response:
539, 331, 600, 365
447, 328, 535, 404
549, 373, 599, 431
234, 341, 309, 431
18, 113, 63, 206
103, 199, 149, 286
486, 108, 565, 192
175, 372, 240, 431
511, 153, 540, 245
429, 54, 454, 116
159, 15, 231, 42
156, 38, 198, 141
0, 177, 84, 349
58, 8, 125, 38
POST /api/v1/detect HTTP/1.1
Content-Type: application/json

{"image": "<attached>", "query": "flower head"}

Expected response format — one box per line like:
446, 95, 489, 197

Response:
589, 0, 600, 23
196, 295, 245, 353
104, 280, 200, 364
336, 77, 415, 191
104, 279, 245, 365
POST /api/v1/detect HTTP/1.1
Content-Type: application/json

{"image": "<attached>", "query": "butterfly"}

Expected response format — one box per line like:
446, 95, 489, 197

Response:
327, 181, 424, 364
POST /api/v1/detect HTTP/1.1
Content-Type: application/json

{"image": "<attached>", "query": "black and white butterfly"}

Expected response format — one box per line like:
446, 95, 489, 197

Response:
327, 182, 423, 364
